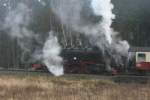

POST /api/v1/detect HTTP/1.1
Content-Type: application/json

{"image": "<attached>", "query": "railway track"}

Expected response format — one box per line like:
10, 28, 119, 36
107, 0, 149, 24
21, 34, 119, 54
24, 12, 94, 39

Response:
0, 68, 48, 73
0, 68, 150, 77
0, 68, 149, 83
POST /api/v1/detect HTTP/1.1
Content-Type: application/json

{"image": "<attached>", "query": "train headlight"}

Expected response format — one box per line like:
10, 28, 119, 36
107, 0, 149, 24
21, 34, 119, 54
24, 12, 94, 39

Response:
73, 57, 77, 60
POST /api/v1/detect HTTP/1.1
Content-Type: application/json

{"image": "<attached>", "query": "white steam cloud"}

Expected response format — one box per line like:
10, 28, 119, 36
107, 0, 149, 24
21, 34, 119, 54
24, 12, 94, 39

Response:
50, 0, 112, 50
2, 0, 130, 74
51, 0, 129, 68
3, 3, 35, 63
3, 3, 64, 76
43, 31, 63, 76
4, 3, 33, 38
91, 0, 115, 44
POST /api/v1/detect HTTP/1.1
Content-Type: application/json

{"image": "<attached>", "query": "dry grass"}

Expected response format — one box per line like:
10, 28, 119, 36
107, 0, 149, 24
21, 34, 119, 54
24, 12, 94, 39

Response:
0, 74, 149, 100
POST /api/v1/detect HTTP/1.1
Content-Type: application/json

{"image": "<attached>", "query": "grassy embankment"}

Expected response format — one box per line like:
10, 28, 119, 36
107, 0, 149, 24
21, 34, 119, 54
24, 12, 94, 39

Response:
0, 73, 149, 100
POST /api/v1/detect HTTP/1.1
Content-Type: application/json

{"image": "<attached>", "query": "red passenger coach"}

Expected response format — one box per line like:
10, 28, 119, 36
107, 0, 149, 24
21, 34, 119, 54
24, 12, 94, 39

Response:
136, 62, 150, 70
130, 47, 150, 72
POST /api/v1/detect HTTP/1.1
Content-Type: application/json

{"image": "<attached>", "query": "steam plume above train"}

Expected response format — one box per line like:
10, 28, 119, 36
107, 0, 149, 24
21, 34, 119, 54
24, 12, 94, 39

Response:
51, 0, 129, 69
1, 0, 129, 76
51, 0, 114, 47
3, 3, 64, 76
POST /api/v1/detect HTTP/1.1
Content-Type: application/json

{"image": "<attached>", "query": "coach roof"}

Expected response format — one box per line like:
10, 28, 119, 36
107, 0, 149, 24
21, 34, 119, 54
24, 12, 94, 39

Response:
129, 47, 150, 52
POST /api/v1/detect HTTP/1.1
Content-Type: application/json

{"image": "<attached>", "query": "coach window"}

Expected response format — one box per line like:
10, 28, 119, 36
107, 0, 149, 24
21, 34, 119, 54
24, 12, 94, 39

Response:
137, 53, 146, 62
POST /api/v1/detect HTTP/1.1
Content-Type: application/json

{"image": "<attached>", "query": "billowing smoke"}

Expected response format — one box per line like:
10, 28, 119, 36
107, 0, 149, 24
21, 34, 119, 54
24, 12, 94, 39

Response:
3, 3, 64, 76
3, 3, 35, 63
43, 31, 63, 76
91, 0, 115, 44
50, 0, 112, 49
51, 0, 129, 69
91, 0, 129, 67
1, 0, 130, 75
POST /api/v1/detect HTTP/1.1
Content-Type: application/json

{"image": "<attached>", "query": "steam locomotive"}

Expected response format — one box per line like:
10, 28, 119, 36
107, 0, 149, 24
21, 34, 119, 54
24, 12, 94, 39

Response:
32, 47, 150, 75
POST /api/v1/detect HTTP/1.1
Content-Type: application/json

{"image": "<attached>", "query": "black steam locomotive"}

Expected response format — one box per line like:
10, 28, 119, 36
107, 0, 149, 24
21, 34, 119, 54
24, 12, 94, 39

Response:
32, 48, 122, 75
